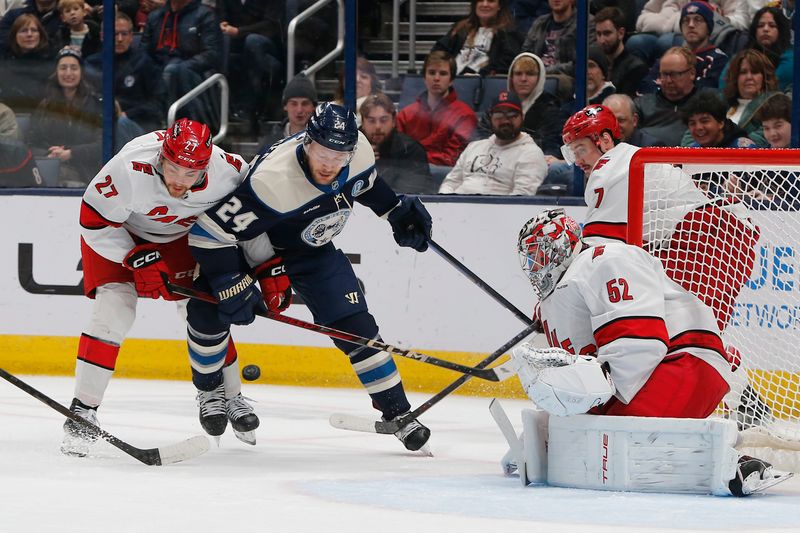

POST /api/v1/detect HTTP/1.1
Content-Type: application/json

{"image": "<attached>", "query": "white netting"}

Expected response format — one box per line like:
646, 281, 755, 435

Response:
635, 152, 800, 471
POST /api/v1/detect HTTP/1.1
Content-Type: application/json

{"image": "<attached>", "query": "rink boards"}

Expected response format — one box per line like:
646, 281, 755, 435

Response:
0, 193, 798, 407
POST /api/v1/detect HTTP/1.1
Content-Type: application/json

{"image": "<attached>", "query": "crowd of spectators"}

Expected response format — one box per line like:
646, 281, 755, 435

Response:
0, 0, 796, 195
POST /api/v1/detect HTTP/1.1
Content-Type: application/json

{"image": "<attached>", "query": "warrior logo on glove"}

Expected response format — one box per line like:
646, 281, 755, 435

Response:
517, 208, 582, 299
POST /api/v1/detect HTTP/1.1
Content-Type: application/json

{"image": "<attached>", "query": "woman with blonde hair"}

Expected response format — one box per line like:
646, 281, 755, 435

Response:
432, 0, 522, 76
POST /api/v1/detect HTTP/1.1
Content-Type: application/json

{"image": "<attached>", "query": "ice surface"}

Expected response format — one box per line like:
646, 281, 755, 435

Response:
1, 376, 798, 533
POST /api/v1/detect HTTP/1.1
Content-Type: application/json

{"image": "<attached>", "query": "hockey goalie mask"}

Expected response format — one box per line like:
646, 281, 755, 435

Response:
518, 209, 583, 300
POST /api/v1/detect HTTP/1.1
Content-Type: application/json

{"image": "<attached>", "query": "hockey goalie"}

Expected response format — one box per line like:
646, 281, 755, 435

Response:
495, 208, 792, 497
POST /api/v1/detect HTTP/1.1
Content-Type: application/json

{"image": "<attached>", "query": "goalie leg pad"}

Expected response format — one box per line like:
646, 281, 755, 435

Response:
543, 415, 741, 495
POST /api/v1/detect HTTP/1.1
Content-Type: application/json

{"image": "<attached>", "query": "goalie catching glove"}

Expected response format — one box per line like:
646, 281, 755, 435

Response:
122, 244, 175, 300
253, 256, 292, 312
510, 343, 615, 416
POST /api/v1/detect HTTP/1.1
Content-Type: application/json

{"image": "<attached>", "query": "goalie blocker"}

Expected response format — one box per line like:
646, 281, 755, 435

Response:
490, 402, 793, 497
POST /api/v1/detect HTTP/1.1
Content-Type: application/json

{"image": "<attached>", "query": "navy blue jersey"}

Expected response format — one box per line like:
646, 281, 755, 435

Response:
189, 131, 400, 275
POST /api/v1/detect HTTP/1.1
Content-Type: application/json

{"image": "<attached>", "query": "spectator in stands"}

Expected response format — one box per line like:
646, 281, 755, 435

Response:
522, 0, 595, 97
218, 0, 285, 122
359, 93, 438, 195
135, 0, 166, 32
27, 45, 101, 186
478, 52, 562, 157
720, 6, 793, 92
635, 47, 699, 146
680, 88, 756, 147
586, 46, 615, 104
755, 92, 791, 149
84, 12, 166, 132
725, 92, 796, 209
639, 1, 729, 93
0, 94, 40, 187
594, 6, 647, 97
432, 0, 523, 76
259, 74, 316, 148
603, 93, 662, 147
396, 50, 477, 184
0, 0, 59, 55
333, 56, 381, 124
717, 48, 780, 147
630, 0, 749, 65
0, 13, 54, 114
53, 0, 99, 57
0, 100, 19, 139
439, 90, 545, 195
140, 0, 222, 126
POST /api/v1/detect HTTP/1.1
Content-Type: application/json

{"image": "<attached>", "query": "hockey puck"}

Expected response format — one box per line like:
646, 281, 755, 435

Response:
242, 364, 261, 381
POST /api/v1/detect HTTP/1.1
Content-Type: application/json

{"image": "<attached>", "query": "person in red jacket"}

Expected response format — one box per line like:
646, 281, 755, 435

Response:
396, 50, 477, 185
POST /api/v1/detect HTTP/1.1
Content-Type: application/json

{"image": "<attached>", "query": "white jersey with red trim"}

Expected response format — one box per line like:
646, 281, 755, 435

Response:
538, 242, 732, 404
80, 131, 249, 263
582, 142, 708, 246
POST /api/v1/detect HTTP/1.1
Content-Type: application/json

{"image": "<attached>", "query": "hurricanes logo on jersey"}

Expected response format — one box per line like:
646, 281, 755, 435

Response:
301, 209, 352, 247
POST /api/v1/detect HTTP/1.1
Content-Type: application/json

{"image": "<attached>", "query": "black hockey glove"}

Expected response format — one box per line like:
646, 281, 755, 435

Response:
387, 196, 433, 252
209, 272, 266, 326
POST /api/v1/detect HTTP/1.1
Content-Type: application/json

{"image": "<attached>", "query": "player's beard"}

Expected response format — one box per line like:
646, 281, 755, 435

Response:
494, 124, 520, 141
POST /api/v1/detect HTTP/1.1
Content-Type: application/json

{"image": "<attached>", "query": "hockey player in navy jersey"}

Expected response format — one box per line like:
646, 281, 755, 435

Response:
187, 103, 433, 451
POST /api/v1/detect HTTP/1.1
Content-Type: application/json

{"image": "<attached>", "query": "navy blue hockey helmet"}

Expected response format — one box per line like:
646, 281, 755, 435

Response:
305, 102, 359, 152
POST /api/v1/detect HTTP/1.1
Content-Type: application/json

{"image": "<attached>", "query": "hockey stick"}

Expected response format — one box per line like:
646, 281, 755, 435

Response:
0, 368, 210, 466
427, 238, 533, 326
163, 279, 516, 382
329, 321, 541, 434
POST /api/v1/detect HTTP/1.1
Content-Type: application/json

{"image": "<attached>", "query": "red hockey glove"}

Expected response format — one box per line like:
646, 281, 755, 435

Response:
122, 244, 173, 300
253, 256, 292, 312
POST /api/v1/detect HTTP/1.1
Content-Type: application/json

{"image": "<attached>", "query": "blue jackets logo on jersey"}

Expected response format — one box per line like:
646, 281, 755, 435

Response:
302, 210, 352, 247
351, 180, 366, 197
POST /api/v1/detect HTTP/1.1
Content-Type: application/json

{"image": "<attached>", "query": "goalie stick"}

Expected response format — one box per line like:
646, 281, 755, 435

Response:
162, 279, 516, 382
0, 368, 210, 466
329, 321, 542, 434
428, 239, 533, 326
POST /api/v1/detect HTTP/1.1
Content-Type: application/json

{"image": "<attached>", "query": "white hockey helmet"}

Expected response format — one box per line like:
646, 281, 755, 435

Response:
517, 208, 583, 299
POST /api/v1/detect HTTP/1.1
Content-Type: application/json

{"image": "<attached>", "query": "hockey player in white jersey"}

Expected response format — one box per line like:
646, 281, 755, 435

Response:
560, 105, 759, 331
63, 119, 255, 456
508, 208, 789, 496
187, 103, 433, 451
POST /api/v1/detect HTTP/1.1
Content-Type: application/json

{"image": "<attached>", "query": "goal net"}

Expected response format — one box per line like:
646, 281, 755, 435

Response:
628, 147, 800, 471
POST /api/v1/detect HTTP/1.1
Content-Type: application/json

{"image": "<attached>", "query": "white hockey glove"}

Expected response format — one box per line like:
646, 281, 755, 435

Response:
511, 344, 615, 416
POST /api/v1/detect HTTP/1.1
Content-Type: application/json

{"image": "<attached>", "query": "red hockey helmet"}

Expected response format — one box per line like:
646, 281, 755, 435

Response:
561, 105, 622, 145
161, 118, 212, 170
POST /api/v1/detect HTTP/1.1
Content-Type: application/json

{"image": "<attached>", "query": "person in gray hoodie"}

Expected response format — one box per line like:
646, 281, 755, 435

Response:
477, 52, 563, 158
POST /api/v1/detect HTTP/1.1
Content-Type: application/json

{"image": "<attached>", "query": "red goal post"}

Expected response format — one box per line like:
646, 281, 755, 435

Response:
628, 147, 800, 468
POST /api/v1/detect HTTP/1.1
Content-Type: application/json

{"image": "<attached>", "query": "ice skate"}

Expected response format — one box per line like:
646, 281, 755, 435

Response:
226, 393, 259, 445
385, 413, 431, 452
61, 398, 100, 457
728, 455, 794, 496
197, 383, 228, 441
